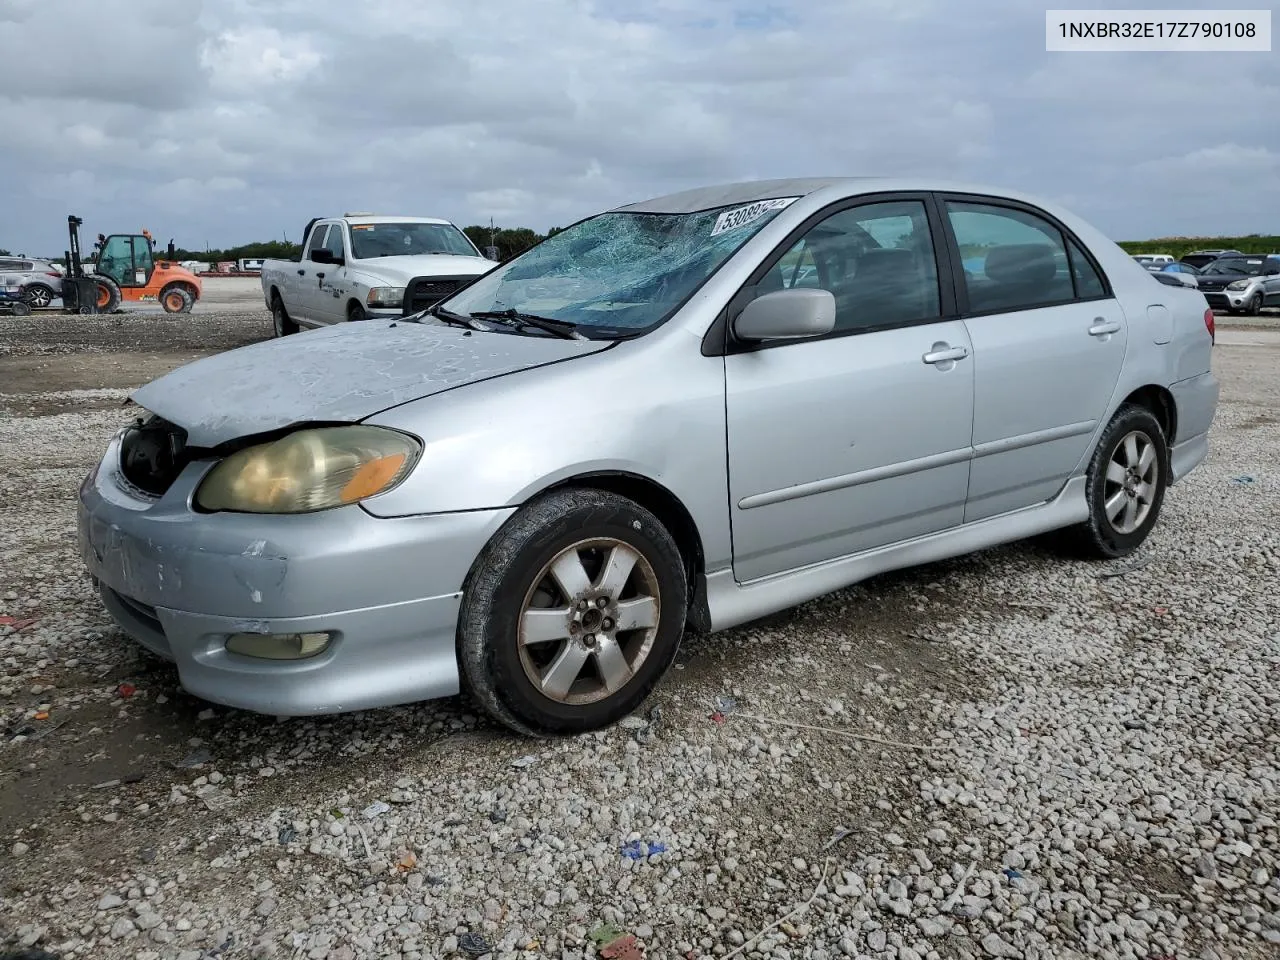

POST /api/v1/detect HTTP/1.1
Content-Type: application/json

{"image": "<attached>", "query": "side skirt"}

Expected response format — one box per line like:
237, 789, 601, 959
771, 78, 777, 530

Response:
706, 475, 1089, 632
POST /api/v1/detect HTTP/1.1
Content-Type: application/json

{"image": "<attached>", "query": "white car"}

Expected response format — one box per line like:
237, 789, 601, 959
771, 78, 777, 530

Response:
260, 215, 496, 335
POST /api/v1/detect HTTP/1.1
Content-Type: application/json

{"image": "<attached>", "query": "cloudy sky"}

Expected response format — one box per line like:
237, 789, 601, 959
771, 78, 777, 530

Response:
0, 0, 1276, 256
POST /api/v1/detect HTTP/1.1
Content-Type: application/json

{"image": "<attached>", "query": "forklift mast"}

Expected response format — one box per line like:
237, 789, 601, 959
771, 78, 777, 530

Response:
65, 215, 85, 278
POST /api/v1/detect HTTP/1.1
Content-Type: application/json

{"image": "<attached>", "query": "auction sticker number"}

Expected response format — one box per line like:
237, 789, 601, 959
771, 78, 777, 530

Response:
710, 197, 799, 237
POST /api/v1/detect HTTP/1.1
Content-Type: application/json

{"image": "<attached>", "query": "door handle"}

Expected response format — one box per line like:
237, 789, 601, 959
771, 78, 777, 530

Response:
922, 344, 969, 364
296, 269, 305, 276
1089, 318, 1121, 337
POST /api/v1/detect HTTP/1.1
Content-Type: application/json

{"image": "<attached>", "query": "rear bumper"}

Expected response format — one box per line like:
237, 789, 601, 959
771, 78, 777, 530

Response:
1169, 371, 1220, 484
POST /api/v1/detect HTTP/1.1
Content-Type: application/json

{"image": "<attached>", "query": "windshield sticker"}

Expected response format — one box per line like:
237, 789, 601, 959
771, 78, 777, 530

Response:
350, 225, 374, 231
710, 197, 799, 237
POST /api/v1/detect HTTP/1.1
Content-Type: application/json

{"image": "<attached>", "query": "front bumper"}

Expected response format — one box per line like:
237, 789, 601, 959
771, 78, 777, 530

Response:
1202, 290, 1252, 311
77, 436, 515, 715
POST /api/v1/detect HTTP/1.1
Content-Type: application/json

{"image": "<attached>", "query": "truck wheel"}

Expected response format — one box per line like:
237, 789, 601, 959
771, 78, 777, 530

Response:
94, 276, 121, 313
347, 301, 367, 323
458, 488, 688, 736
160, 285, 194, 314
271, 294, 298, 336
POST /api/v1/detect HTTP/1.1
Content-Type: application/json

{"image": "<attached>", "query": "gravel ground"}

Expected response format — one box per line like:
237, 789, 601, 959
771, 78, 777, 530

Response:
1, 308, 1278, 960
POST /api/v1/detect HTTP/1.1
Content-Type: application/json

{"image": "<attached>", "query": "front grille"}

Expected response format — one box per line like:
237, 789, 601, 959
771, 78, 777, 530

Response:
402, 275, 474, 316
118, 416, 194, 497
112, 589, 162, 632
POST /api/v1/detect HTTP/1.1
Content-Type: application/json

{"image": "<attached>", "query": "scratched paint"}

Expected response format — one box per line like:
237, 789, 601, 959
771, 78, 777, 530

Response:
130, 319, 608, 447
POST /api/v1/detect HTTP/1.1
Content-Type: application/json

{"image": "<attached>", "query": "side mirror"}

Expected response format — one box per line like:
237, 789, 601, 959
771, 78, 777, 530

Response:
733, 288, 836, 341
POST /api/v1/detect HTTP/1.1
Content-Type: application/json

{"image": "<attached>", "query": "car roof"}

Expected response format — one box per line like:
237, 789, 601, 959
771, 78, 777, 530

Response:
610, 176, 1063, 214
337, 216, 454, 226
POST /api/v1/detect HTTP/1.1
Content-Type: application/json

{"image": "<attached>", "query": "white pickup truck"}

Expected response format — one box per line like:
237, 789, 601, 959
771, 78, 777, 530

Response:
260, 214, 497, 336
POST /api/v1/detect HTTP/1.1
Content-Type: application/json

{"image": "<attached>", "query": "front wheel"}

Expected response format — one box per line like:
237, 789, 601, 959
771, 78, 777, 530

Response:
347, 301, 367, 323
1059, 405, 1169, 559
458, 488, 688, 736
93, 276, 121, 313
1246, 292, 1262, 316
23, 284, 55, 308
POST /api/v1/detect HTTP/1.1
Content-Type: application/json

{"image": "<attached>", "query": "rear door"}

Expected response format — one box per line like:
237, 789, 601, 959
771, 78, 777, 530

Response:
937, 194, 1127, 522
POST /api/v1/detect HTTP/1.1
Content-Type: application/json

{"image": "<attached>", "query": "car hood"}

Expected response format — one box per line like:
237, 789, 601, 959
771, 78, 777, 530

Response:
348, 254, 493, 284
130, 321, 610, 447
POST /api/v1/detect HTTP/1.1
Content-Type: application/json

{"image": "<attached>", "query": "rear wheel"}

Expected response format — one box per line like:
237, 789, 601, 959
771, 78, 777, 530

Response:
1057, 404, 1169, 559
93, 276, 121, 313
458, 488, 688, 736
23, 283, 55, 308
271, 294, 298, 336
160, 284, 194, 314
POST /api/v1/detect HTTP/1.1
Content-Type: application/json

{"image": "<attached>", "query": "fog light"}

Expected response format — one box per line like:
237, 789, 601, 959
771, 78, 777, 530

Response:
225, 632, 332, 660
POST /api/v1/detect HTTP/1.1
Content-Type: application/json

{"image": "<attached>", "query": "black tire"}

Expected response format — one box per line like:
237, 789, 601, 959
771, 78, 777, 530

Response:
23, 283, 55, 308
271, 293, 298, 336
93, 275, 121, 313
160, 284, 194, 314
12, 301, 31, 316
458, 488, 688, 736
1246, 292, 1262, 316
347, 301, 367, 323
1057, 404, 1169, 559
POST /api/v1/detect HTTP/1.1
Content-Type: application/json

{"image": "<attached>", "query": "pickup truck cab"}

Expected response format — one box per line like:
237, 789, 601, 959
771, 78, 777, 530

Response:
261, 214, 496, 335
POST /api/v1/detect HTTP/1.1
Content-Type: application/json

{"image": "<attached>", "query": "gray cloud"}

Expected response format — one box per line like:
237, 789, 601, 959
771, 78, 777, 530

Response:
1, 0, 1276, 256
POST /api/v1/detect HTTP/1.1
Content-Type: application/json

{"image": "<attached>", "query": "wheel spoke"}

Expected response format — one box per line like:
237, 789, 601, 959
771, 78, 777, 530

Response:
595, 544, 638, 597
614, 596, 658, 632
593, 637, 632, 693
549, 549, 593, 599
1121, 497, 1139, 531
1137, 442, 1155, 476
1135, 482, 1155, 505
521, 607, 572, 645
1123, 433, 1139, 469
1105, 490, 1128, 521
1106, 460, 1127, 485
540, 644, 589, 699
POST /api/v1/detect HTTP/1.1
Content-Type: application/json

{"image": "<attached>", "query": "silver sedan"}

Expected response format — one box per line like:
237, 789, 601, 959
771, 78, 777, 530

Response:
79, 177, 1219, 734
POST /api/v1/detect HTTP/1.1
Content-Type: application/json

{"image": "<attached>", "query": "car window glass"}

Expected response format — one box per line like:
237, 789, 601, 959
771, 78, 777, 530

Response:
324, 225, 345, 259
946, 202, 1077, 313
1066, 238, 1105, 297
758, 200, 941, 333
306, 225, 331, 260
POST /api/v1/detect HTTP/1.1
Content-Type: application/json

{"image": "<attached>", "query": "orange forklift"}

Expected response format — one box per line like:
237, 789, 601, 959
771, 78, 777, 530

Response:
62, 215, 203, 314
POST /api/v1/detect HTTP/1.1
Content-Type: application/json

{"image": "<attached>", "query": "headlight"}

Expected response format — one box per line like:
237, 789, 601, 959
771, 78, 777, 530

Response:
366, 286, 405, 307
1225, 280, 1249, 291
195, 426, 420, 513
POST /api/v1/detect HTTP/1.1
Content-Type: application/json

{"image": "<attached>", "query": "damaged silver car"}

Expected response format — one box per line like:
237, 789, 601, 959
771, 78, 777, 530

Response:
79, 178, 1218, 734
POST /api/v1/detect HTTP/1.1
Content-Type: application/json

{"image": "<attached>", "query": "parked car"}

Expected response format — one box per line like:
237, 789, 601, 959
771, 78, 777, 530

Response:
1150, 270, 1198, 289
79, 178, 1219, 734
1193, 255, 1280, 314
260, 215, 496, 334
1179, 249, 1244, 270
0, 256, 64, 308
1132, 254, 1174, 266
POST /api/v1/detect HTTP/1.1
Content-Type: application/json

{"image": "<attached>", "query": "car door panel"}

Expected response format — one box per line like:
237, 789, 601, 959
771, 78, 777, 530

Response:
963, 300, 1127, 520
722, 195, 974, 584
939, 196, 1128, 523
726, 321, 974, 581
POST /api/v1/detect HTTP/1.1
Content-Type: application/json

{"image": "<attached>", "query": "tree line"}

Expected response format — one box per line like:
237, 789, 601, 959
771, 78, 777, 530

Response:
148, 226, 561, 265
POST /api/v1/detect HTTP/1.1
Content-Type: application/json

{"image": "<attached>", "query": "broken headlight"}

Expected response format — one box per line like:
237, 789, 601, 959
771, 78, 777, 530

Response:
195, 426, 420, 513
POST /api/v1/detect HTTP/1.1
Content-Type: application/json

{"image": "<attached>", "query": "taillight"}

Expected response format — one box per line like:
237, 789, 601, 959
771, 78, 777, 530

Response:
1204, 307, 1215, 344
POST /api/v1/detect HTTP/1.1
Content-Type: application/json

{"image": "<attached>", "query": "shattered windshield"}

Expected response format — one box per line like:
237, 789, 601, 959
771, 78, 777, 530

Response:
349, 222, 479, 259
436, 198, 800, 337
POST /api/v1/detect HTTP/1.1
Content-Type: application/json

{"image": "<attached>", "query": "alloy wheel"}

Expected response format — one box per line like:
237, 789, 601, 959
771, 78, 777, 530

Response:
517, 538, 661, 705
1103, 430, 1158, 535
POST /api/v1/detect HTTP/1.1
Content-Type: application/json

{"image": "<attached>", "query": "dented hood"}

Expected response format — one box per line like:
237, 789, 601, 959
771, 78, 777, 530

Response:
130, 320, 609, 447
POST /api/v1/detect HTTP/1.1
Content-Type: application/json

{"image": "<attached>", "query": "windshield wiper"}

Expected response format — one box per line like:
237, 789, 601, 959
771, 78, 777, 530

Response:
469, 309, 585, 340
401, 304, 486, 330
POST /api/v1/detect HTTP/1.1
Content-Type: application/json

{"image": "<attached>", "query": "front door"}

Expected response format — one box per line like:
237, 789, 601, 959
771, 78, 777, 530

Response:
313, 223, 350, 324
939, 196, 1128, 522
724, 197, 976, 583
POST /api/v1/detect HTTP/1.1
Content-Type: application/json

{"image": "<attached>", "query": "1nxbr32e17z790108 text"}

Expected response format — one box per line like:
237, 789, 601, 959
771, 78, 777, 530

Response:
1045, 8, 1271, 51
